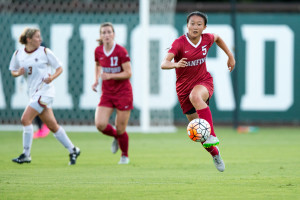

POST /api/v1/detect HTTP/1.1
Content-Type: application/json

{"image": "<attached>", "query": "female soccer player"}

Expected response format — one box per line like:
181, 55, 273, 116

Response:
92, 22, 133, 164
161, 11, 236, 172
9, 27, 80, 165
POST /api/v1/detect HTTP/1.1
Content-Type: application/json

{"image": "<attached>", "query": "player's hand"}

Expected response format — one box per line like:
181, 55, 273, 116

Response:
175, 58, 188, 68
92, 82, 98, 92
43, 74, 53, 84
227, 56, 236, 72
18, 67, 25, 76
101, 73, 111, 80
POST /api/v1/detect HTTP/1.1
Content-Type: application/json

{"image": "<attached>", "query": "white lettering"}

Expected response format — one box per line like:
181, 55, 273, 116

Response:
131, 25, 178, 109
241, 25, 294, 111
51, 24, 73, 108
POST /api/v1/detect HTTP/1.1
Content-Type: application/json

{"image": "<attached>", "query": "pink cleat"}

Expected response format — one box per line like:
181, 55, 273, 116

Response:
33, 129, 42, 139
33, 124, 50, 139
39, 124, 50, 138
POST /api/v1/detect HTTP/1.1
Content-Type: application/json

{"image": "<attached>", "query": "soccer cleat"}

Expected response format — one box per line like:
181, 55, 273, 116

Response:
33, 124, 50, 139
12, 153, 31, 164
69, 147, 80, 165
39, 124, 50, 138
203, 135, 219, 148
33, 129, 42, 139
111, 138, 119, 154
212, 147, 225, 172
118, 156, 130, 164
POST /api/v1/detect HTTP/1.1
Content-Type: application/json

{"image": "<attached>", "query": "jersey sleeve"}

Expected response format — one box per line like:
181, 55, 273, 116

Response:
9, 50, 20, 71
119, 46, 130, 64
45, 48, 63, 69
168, 38, 181, 57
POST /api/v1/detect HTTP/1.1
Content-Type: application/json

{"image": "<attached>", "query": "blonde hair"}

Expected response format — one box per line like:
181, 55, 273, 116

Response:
19, 27, 40, 45
97, 22, 115, 46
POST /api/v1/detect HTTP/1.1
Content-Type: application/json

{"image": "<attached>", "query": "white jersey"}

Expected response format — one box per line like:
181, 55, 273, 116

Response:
9, 46, 62, 98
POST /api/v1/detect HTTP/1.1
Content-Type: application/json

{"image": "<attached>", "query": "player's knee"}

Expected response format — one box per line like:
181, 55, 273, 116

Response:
47, 124, 59, 133
115, 125, 125, 135
189, 92, 202, 104
21, 117, 31, 126
95, 122, 107, 132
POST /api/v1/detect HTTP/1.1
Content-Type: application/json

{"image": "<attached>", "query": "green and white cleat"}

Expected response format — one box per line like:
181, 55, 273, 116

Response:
212, 147, 225, 172
203, 135, 219, 148
111, 138, 119, 154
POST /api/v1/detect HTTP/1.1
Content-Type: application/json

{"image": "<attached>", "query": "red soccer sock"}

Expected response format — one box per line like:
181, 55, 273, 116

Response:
196, 106, 216, 137
204, 146, 219, 156
117, 131, 129, 157
102, 124, 117, 138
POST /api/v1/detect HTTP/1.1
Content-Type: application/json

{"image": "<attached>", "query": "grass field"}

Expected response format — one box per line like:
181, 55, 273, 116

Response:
0, 127, 299, 200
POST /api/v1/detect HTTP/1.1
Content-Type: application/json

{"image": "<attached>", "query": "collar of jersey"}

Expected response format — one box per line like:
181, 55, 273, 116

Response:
185, 33, 202, 48
103, 41, 116, 57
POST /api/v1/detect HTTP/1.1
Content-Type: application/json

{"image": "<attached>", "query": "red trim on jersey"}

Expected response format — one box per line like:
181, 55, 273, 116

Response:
24, 47, 38, 54
15, 50, 19, 55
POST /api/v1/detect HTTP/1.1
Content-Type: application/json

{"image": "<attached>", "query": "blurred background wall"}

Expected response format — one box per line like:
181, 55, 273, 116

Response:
0, 0, 299, 129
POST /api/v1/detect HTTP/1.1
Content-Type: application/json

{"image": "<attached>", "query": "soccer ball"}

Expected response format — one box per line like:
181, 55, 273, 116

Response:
187, 118, 211, 142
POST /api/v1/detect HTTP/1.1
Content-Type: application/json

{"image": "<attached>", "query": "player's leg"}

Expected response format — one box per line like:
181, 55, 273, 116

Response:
95, 106, 119, 153
12, 106, 39, 164
186, 111, 224, 171
115, 109, 131, 164
95, 106, 116, 137
188, 86, 225, 171
189, 85, 218, 146
40, 107, 80, 165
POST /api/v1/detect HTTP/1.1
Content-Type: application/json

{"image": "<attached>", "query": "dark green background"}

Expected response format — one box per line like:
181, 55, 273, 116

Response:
0, 13, 299, 125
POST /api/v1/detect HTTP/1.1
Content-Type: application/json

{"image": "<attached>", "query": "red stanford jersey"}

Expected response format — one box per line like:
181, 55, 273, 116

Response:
168, 33, 215, 113
95, 42, 132, 95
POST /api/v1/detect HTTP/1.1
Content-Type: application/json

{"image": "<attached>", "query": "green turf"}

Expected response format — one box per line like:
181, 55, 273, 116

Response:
0, 127, 299, 200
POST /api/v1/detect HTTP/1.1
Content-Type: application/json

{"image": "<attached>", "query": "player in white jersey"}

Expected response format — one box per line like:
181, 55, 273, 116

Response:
9, 27, 80, 165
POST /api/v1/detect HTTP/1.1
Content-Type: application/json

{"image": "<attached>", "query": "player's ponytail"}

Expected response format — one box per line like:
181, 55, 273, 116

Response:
97, 22, 115, 46
19, 27, 40, 45
97, 38, 104, 46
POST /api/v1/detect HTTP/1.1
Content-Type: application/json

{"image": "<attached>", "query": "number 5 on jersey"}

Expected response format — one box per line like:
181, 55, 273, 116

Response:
202, 45, 207, 56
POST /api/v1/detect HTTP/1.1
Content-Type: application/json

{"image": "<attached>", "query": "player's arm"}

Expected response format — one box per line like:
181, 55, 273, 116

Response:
10, 51, 24, 77
101, 61, 132, 80
161, 53, 187, 70
213, 33, 236, 72
44, 67, 63, 84
11, 67, 25, 77
92, 61, 101, 92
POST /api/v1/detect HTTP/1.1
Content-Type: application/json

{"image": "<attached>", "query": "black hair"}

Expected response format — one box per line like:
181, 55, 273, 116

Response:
186, 11, 208, 25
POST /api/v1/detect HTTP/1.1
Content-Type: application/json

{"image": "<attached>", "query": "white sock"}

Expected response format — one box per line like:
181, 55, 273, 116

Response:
23, 124, 33, 157
53, 126, 75, 153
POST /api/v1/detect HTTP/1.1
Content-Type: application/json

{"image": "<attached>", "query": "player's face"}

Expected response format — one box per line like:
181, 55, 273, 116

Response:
187, 15, 206, 39
28, 31, 42, 49
100, 26, 115, 45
